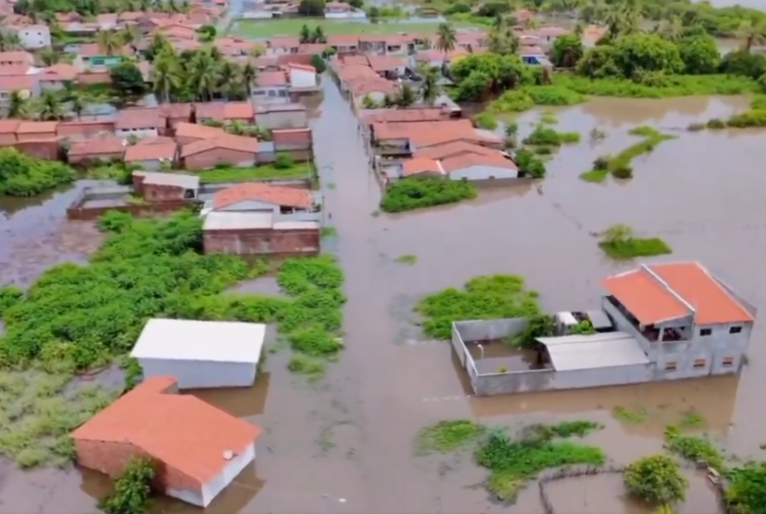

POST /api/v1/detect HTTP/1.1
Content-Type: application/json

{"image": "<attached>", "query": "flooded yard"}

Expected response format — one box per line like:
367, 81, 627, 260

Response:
1, 78, 766, 512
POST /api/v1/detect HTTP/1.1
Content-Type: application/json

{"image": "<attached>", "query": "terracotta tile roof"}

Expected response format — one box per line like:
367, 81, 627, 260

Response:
38, 63, 78, 81
348, 78, 398, 96
175, 121, 226, 140
136, 136, 175, 145
0, 65, 32, 76
402, 157, 442, 176
125, 140, 177, 161
268, 36, 300, 48
71, 376, 262, 484
212, 182, 312, 210
440, 154, 517, 173
159, 102, 193, 120
297, 43, 327, 54
414, 48, 468, 63
337, 63, 377, 82
116, 108, 162, 130
16, 121, 58, 134
327, 34, 359, 46
362, 108, 444, 125
256, 71, 287, 87
650, 262, 754, 325
602, 263, 754, 325
0, 119, 20, 134
340, 55, 368, 66
366, 55, 406, 72
287, 62, 315, 73
416, 141, 500, 160
0, 51, 33, 64
224, 102, 254, 120
0, 74, 35, 90
271, 127, 311, 146
181, 135, 258, 157
68, 135, 125, 156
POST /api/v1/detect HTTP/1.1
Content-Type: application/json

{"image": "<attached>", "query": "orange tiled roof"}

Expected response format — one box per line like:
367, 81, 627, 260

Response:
213, 182, 312, 210
71, 376, 262, 483
181, 134, 258, 157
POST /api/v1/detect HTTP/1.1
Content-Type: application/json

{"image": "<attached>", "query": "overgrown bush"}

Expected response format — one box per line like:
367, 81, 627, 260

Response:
523, 125, 581, 146
0, 211, 345, 375
415, 274, 541, 339
581, 126, 675, 183
598, 223, 672, 260
514, 148, 546, 178
274, 152, 295, 169
474, 111, 498, 130
0, 285, 23, 316
380, 177, 477, 213
100, 458, 156, 514
0, 147, 76, 197
624, 454, 688, 504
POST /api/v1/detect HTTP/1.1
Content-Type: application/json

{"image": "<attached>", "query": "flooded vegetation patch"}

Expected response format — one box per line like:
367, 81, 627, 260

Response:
515, 148, 547, 178
0, 147, 76, 197
612, 406, 650, 425
581, 126, 676, 183
414, 419, 486, 455
100, 457, 155, 514
473, 111, 498, 130
553, 73, 758, 98
414, 274, 541, 339
0, 370, 118, 468
624, 454, 688, 505
664, 426, 725, 470
490, 86, 585, 113
395, 253, 418, 265
598, 224, 672, 260
379, 177, 477, 213
321, 226, 337, 238
522, 125, 581, 147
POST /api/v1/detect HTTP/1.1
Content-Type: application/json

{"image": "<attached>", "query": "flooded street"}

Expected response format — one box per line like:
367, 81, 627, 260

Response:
2, 80, 766, 512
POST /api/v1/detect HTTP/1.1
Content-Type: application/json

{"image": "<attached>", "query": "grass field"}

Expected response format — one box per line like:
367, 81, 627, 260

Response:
229, 18, 477, 38
199, 162, 311, 182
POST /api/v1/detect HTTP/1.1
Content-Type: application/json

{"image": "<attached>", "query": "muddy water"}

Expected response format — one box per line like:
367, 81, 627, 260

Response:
1, 89, 765, 512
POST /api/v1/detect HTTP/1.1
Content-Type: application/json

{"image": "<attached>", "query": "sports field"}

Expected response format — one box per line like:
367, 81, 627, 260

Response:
229, 17, 478, 38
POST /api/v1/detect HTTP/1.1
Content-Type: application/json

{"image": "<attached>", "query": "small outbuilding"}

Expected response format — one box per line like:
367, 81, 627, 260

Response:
130, 318, 266, 389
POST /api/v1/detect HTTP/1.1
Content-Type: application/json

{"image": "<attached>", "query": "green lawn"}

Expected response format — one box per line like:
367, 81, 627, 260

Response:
229, 18, 477, 38
198, 163, 310, 183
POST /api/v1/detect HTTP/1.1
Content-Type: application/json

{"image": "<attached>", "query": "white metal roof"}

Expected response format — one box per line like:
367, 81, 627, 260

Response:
536, 332, 649, 372
130, 318, 266, 363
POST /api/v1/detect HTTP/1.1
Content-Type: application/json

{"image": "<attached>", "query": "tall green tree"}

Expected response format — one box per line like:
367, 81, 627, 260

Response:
7, 91, 28, 119
435, 23, 457, 54
152, 51, 182, 102
35, 90, 64, 120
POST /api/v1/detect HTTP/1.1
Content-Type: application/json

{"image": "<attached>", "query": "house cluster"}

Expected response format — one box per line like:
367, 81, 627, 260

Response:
451, 261, 757, 397
0, 0, 225, 50
0, 101, 314, 170
243, 0, 366, 20
73, 318, 268, 508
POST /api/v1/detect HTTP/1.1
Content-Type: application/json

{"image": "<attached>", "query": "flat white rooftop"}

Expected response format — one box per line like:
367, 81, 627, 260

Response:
537, 332, 650, 372
131, 318, 266, 363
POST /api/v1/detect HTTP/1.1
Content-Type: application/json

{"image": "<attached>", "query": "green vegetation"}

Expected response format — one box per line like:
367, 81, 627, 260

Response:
490, 86, 586, 113
664, 426, 724, 470
0, 371, 118, 468
380, 177, 477, 213
100, 458, 156, 514
0, 147, 75, 197
414, 274, 541, 340
473, 111, 498, 130
321, 226, 337, 238
553, 73, 757, 98
539, 111, 558, 125
624, 454, 688, 504
691, 97, 766, 130
598, 223, 672, 260
395, 254, 418, 265
678, 410, 706, 429
523, 125, 581, 147
0, 211, 345, 380
415, 420, 604, 501
231, 18, 478, 37
0, 285, 23, 316
580, 126, 676, 182
612, 406, 650, 424
414, 419, 486, 454
515, 148, 547, 178
197, 161, 311, 183
477, 422, 604, 501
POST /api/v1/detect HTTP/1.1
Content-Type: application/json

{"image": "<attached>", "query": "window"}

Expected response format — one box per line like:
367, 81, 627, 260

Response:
722, 356, 735, 367
665, 361, 677, 371
729, 326, 742, 334
700, 328, 712, 336
693, 358, 707, 369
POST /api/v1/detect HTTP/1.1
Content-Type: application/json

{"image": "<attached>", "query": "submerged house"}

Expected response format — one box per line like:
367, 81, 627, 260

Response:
451, 261, 756, 396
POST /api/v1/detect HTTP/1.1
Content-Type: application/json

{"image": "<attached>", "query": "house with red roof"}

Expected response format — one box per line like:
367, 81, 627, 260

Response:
601, 261, 756, 377
71, 376, 262, 507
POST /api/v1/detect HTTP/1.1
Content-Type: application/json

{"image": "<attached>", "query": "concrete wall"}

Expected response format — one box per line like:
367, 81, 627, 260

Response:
450, 164, 519, 181
138, 357, 257, 389
171, 443, 255, 507
257, 110, 308, 129
185, 148, 256, 170
203, 227, 320, 256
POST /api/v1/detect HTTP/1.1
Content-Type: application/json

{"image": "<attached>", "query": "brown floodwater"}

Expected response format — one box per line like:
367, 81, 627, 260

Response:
1, 85, 766, 512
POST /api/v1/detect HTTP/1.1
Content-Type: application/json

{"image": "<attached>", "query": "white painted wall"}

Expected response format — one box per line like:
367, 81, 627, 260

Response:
138, 357, 258, 389
288, 68, 316, 88
17, 27, 51, 49
449, 164, 519, 181
167, 443, 256, 507
116, 127, 159, 139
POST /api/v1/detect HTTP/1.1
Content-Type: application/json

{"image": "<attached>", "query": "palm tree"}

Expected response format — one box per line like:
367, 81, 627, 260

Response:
737, 19, 766, 52
227, 120, 246, 135
241, 62, 257, 97
396, 84, 417, 107
40, 49, 60, 66
435, 23, 457, 53
8, 91, 28, 119
488, 17, 519, 54
188, 50, 218, 101
36, 90, 64, 120
96, 29, 121, 56
418, 65, 440, 105
312, 26, 326, 43
217, 61, 239, 99
0, 31, 22, 51
299, 24, 312, 44
70, 92, 86, 120
152, 52, 182, 102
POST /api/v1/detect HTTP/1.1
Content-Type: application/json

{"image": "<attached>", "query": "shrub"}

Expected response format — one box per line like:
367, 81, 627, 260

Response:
624, 454, 688, 504
581, 126, 675, 183
523, 125, 581, 146
0, 285, 23, 317
100, 458, 156, 514
707, 118, 726, 129
310, 53, 326, 73
726, 109, 766, 128
515, 148, 547, 178
0, 147, 75, 197
380, 177, 477, 213
598, 223, 672, 259
474, 111, 498, 130
274, 152, 295, 169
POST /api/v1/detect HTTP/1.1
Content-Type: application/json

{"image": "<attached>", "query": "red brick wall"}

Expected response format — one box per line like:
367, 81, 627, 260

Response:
0, 134, 16, 145
143, 183, 186, 202
57, 121, 116, 137
67, 199, 194, 220
14, 141, 59, 159
203, 227, 320, 255
184, 148, 256, 170
69, 151, 124, 165
77, 71, 112, 84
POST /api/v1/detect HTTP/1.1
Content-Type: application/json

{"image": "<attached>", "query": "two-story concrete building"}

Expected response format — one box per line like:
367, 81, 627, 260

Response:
601, 261, 756, 379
